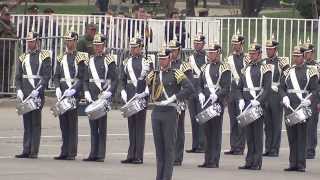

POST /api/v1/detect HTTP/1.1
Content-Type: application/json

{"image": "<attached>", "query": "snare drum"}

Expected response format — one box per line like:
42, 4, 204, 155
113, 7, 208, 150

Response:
85, 99, 111, 120
237, 105, 263, 127
195, 103, 222, 124
16, 97, 41, 115
120, 98, 146, 118
285, 106, 312, 126
51, 97, 76, 117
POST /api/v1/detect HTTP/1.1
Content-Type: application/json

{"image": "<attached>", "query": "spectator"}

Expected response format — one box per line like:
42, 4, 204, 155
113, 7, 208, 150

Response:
95, 0, 109, 12
0, 5, 16, 95
77, 23, 97, 56
165, 10, 186, 48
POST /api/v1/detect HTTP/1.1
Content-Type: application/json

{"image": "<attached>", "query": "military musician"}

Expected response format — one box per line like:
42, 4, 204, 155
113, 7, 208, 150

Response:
15, 31, 51, 159
53, 31, 88, 160
197, 42, 231, 168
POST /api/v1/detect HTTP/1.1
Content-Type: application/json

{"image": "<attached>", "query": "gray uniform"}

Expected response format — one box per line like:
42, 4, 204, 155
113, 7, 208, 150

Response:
53, 51, 87, 158
187, 50, 206, 151
305, 60, 319, 158
15, 50, 51, 156
264, 56, 290, 156
121, 55, 151, 161
149, 68, 194, 180
237, 61, 272, 168
279, 64, 319, 169
227, 53, 247, 154
83, 54, 117, 160
170, 59, 193, 164
199, 62, 231, 167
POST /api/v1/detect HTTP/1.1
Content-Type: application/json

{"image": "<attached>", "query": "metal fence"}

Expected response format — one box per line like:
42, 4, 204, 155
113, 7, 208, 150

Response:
0, 14, 319, 94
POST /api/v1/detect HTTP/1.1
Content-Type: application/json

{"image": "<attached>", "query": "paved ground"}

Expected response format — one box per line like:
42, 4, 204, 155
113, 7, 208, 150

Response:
0, 102, 319, 180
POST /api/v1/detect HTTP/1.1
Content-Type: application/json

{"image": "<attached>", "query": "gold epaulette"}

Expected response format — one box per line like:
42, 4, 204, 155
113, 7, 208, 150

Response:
244, 54, 250, 65
105, 55, 115, 65
220, 63, 231, 73
180, 62, 192, 73
143, 57, 152, 64
261, 64, 273, 74
146, 70, 155, 85
200, 64, 207, 72
175, 69, 187, 84
278, 57, 290, 69
75, 52, 89, 64
283, 68, 291, 77
56, 54, 63, 63
40, 50, 51, 61
308, 66, 318, 78
19, 53, 26, 62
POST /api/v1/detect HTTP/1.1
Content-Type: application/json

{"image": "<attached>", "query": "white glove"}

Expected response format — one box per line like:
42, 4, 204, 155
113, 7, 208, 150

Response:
282, 96, 290, 108
63, 89, 76, 97
209, 93, 218, 103
121, 89, 127, 103
301, 99, 311, 107
198, 93, 205, 105
239, 99, 245, 111
84, 91, 93, 102
30, 90, 39, 98
160, 95, 177, 106
251, 99, 260, 106
135, 92, 148, 99
17, 90, 24, 100
55, 88, 62, 99
100, 91, 112, 99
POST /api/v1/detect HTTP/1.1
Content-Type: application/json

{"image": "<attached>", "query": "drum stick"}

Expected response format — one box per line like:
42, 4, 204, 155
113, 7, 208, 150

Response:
22, 85, 42, 103
294, 93, 312, 112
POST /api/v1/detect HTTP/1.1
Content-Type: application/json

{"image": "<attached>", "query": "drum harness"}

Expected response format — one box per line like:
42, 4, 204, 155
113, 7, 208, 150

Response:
286, 67, 312, 116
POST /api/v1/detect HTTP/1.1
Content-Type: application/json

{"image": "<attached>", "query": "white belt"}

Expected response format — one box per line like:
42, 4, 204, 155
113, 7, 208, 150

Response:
23, 75, 40, 79
204, 84, 220, 89
154, 102, 177, 108
243, 87, 262, 91
193, 74, 200, 78
89, 79, 106, 83
60, 78, 78, 82
287, 89, 309, 94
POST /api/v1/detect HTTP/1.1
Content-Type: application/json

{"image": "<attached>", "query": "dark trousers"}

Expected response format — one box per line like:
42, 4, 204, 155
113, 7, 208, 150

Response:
286, 122, 307, 169
88, 115, 107, 159
227, 96, 245, 152
188, 96, 205, 149
126, 109, 146, 160
22, 109, 42, 155
306, 103, 319, 156
203, 111, 223, 166
58, 109, 78, 157
264, 92, 283, 154
245, 117, 263, 167
152, 106, 177, 180
175, 110, 185, 163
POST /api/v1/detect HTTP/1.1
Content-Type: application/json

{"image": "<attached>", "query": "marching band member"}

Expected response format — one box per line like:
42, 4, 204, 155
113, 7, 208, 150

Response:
280, 45, 319, 172
148, 46, 194, 180
198, 42, 231, 168
120, 35, 152, 164
237, 42, 272, 170
82, 34, 117, 162
15, 31, 51, 158
186, 32, 206, 153
168, 38, 193, 166
303, 39, 319, 159
263, 36, 290, 157
225, 32, 248, 155
53, 30, 88, 160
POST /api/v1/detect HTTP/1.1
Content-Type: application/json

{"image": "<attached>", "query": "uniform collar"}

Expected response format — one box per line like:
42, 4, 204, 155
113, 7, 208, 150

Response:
66, 50, 77, 55
209, 60, 221, 65
28, 49, 39, 55
194, 49, 205, 56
